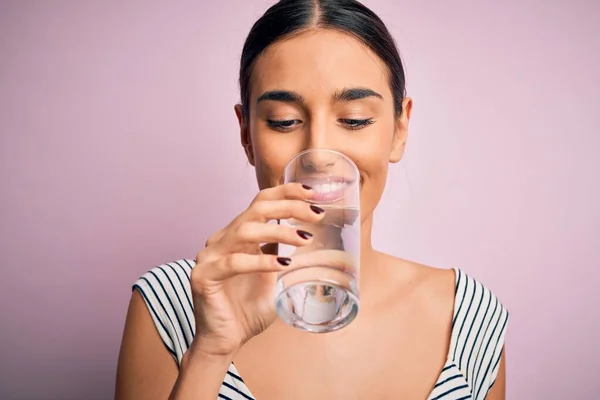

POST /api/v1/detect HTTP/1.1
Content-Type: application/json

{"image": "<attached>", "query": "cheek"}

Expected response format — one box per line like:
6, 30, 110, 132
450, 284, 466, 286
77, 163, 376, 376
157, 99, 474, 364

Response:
352, 126, 394, 179
251, 132, 297, 188
253, 152, 285, 189
355, 156, 389, 185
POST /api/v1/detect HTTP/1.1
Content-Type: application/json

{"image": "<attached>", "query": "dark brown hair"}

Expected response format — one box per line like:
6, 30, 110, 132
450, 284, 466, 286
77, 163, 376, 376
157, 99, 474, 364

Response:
239, 0, 406, 119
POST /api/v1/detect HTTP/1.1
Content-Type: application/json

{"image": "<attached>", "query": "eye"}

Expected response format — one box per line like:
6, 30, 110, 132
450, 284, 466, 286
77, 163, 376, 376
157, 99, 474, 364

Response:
267, 119, 301, 132
339, 118, 375, 130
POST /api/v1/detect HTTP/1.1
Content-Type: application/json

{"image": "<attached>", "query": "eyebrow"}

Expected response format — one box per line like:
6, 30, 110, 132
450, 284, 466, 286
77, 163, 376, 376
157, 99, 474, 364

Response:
333, 87, 383, 102
256, 87, 383, 105
257, 90, 303, 104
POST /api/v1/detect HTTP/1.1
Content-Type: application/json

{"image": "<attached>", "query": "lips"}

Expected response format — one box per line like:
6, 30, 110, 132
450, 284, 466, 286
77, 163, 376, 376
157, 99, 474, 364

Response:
298, 177, 355, 202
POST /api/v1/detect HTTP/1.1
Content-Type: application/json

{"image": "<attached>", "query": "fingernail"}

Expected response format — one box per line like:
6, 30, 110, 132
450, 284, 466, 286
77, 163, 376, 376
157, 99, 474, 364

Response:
277, 257, 291, 266
310, 205, 325, 214
302, 184, 312, 190
297, 230, 313, 240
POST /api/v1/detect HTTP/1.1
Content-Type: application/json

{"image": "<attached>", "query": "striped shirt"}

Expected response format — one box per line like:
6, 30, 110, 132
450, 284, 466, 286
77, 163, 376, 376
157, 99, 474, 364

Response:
133, 260, 509, 399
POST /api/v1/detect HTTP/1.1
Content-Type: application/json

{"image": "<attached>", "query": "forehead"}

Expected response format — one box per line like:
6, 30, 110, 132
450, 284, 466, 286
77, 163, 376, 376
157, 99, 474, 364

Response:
250, 29, 391, 102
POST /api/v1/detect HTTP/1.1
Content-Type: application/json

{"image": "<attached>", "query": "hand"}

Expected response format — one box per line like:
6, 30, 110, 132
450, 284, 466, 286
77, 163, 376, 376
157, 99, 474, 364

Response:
189, 183, 325, 357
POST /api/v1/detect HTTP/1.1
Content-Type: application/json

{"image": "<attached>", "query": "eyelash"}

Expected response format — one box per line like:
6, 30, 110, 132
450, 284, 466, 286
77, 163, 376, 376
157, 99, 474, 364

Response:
267, 119, 300, 131
341, 118, 375, 130
266, 118, 375, 132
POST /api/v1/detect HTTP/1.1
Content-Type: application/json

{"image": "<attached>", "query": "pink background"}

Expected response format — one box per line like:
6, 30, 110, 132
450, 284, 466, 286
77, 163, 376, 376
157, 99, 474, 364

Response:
1, 1, 598, 398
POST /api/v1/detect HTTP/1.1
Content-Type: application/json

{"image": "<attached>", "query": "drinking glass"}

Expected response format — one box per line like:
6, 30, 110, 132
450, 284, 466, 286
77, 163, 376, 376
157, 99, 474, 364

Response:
274, 148, 360, 333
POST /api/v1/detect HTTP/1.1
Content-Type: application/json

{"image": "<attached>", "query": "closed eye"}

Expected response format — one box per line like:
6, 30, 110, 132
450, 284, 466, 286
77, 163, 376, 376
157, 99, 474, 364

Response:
267, 119, 301, 132
339, 118, 375, 130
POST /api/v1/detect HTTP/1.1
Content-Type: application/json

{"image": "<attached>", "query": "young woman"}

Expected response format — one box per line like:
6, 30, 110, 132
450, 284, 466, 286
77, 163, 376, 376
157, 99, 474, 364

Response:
116, 1, 508, 399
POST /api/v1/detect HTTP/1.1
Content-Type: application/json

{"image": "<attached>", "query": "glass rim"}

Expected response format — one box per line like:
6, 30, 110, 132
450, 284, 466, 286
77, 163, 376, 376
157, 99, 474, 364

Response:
284, 148, 359, 204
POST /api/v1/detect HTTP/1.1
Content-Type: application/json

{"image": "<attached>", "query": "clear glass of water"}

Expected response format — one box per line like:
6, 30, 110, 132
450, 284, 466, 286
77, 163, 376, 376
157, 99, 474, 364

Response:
275, 148, 360, 333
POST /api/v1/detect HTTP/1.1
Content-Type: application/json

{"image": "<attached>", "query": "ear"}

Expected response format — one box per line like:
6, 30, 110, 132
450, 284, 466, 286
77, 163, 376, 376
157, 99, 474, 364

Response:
390, 97, 413, 164
235, 104, 255, 166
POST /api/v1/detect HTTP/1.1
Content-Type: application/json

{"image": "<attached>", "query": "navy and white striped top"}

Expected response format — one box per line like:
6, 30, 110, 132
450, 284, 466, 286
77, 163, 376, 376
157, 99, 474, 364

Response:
133, 260, 509, 399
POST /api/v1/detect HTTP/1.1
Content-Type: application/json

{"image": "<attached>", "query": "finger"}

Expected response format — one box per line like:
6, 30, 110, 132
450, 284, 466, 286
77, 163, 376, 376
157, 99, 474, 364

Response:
205, 229, 225, 248
200, 253, 291, 282
231, 221, 314, 247
206, 184, 315, 242
254, 182, 314, 202
247, 199, 325, 223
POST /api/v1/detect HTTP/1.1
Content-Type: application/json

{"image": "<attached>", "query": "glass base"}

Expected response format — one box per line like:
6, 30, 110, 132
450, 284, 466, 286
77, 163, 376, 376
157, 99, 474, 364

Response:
275, 280, 359, 333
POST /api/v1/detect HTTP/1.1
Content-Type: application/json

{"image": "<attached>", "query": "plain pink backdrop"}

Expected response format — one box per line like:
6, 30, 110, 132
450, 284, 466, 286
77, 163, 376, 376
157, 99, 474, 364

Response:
1, 1, 598, 399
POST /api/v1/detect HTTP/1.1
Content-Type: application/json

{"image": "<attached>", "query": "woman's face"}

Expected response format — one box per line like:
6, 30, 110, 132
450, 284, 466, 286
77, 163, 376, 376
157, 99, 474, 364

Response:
236, 29, 412, 223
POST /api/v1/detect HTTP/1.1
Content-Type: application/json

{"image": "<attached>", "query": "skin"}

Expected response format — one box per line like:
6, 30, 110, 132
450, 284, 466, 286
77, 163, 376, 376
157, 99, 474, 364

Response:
115, 28, 506, 399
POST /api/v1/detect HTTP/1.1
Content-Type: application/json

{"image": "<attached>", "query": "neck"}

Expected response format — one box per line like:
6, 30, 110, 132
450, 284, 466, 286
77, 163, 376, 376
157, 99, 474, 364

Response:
358, 214, 380, 287
359, 213, 375, 260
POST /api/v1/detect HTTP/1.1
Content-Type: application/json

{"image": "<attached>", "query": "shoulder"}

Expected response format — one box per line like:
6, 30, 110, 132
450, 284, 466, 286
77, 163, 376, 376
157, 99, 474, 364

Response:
132, 259, 197, 364
419, 266, 509, 397
134, 259, 195, 296
449, 268, 509, 396
418, 265, 509, 329
399, 262, 457, 322
133, 259, 195, 316
451, 268, 510, 335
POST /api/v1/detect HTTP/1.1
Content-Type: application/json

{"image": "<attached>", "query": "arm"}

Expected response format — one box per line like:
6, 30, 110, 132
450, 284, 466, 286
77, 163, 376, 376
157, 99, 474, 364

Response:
115, 291, 232, 400
486, 347, 506, 400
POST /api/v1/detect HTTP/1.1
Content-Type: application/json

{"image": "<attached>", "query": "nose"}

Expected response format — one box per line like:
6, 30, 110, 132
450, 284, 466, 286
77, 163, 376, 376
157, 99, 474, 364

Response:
301, 149, 338, 172
301, 121, 341, 172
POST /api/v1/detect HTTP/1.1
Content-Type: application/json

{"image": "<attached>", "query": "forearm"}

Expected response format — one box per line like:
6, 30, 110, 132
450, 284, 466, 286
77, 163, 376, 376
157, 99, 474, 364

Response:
169, 345, 235, 400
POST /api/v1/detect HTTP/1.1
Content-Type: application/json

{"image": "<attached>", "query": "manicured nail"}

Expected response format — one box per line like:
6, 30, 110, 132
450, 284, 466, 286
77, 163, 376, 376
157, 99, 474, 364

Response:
310, 205, 325, 214
297, 230, 313, 240
277, 257, 291, 266
302, 184, 312, 190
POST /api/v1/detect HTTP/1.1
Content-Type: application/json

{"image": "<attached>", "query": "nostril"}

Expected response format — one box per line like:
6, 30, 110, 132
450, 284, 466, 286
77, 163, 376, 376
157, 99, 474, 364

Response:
301, 156, 337, 172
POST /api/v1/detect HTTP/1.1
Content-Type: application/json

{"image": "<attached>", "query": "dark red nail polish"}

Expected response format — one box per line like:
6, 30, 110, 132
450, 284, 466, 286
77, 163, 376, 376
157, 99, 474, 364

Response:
310, 205, 325, 214
302, 184, 312, 190
277, 257, 291, 266
297, 230, 313, 240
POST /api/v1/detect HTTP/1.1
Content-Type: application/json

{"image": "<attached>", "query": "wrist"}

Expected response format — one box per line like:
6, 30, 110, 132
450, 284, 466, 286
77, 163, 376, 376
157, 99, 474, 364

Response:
184, 340, 237, 369
171, 344, 236, 400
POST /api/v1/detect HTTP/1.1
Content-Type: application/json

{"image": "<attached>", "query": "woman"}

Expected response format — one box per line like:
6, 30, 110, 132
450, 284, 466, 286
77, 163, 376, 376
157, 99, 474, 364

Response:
116, 1, 508, 399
